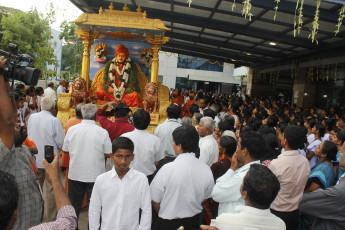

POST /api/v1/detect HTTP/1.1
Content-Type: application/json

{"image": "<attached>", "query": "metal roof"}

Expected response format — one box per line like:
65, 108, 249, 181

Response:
69, 0, 345, 68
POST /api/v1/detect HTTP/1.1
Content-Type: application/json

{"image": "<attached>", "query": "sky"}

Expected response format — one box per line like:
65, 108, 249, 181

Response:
0, 0, 82, 31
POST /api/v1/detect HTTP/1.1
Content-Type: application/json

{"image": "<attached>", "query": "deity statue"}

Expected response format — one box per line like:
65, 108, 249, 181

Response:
94, 43, 108, 63
143, 82, 158, 114
71, 78, 88, 107
96, 44, 141, 107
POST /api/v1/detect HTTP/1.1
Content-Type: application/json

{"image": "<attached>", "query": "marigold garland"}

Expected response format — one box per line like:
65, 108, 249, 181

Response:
335, 4, 345, 36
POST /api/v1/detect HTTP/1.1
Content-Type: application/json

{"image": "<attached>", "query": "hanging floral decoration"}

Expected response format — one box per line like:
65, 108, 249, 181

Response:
335, 4, 345, 36
309, 0, 321, 44
242, 0, 253, 21
298, 0, 305, 35
273, 0, 280, 21
293, 0, 305, 37
232, 0, 236, 11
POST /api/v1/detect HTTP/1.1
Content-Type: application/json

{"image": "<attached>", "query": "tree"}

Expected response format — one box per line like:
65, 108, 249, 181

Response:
59, 20, 83, 81
0, 6, 58, 71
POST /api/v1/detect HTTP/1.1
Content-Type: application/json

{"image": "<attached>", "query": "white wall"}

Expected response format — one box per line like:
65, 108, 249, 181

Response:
158, 52, 239, 89
46, 28, 62, 74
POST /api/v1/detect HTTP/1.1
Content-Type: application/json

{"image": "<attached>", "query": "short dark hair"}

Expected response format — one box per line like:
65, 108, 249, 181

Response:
218, 120, 233, 132
243, 164, 280, 209
284, 125, 305, 150
220, 136, 237, 157
115, 108, 130, 118
240, 131, 265, 160
0, 171, 18, 229
267, 116, 277, 128
278, 122, 288, 133
15, 83, 25, 90
321, 141, 337, 161
13, 91, 23, 102
259, 125, 276, 136
167, 104, 180, 119
261, 133, 280, 162
26, 86, 35, 95
133, 109, 150, 130
203, 109, 216, 120
307, 118, 316, 129
112, 137, 134, 154
315, 124, 326, 138
324, 118, 335, 131
189, 104, 199, 117
35, 87, 43, 95
172, 125, 200, 157
240, 125, 253, 134
247, 117, 262, 132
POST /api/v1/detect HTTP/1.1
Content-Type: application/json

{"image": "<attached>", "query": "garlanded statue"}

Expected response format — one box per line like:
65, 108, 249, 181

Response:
143, 82, 158, 114
97, 44, 140, 107
94, 43, 108, 63
71, 78, 88, 107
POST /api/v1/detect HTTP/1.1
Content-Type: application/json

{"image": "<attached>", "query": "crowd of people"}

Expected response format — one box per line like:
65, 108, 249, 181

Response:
1, 52, 345, 230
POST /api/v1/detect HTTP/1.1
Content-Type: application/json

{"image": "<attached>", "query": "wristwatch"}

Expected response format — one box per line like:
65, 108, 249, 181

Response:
0, 67, 4, 75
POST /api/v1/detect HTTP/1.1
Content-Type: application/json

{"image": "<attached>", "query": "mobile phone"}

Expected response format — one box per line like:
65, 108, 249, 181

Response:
44, 145, 54, 163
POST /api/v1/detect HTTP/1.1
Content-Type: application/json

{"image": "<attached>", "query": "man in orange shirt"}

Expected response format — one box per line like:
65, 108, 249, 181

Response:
183, 93, 195, 117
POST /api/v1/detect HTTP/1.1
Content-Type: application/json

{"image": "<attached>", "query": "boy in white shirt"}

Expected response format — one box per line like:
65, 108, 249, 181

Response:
89, 137, 152, 230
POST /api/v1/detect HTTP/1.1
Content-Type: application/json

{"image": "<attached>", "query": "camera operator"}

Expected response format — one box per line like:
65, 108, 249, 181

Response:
0, 56, 43, 229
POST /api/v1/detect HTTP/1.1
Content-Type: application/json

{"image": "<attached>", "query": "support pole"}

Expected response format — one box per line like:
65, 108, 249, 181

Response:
76, 30, 99, 90
146, 35, 169, 83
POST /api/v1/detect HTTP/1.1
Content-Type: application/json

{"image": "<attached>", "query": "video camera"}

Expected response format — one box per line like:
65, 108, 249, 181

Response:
0, 33, 40, 86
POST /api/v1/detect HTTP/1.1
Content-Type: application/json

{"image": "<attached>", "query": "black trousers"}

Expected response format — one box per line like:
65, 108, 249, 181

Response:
68, 179, 94, 217
155, 213, 200, 230
271, 209, 299, 230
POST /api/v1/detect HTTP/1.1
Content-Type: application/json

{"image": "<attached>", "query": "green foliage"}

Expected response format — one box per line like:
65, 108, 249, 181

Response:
59, 20, 83, 81
0, 6, 57, 71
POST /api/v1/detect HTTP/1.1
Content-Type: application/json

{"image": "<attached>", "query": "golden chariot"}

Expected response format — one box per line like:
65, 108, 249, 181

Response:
57, 2, 172, 133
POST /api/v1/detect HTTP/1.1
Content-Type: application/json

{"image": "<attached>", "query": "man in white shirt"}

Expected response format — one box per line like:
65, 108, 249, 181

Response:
206, 164, 285, 230
56, 79, 66, 99
121, 109, 163, 183
198, 116, 219, 166
89, 137, 151, 230
154, 104, 181, 163
150, 125, 214, 230
44, 82, 56, 101
198, 98, 206, 115
212, 131, 265, 215
27, 96, 65, 221
62, 103, 112, 218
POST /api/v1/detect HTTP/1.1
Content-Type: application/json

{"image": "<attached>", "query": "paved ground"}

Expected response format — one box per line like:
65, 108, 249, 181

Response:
40, 171, 89, 230
78, 208, 89, 230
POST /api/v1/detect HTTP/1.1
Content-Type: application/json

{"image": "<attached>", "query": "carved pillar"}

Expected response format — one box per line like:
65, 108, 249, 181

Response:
146, 35, 169, 83
76, 30, 98, 90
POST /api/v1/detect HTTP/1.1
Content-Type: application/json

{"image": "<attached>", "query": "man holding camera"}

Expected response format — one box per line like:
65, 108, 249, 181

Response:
0, 56, 43, 229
